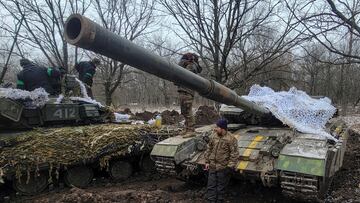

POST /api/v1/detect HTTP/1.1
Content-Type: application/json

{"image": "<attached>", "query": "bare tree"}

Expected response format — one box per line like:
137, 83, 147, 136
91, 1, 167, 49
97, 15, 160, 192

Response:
68, 0, 93, 65
93, 0, 156, 105
160, 0, 307, 99
0, 0, 92, 72
0, 16, 23, 84
161, 0, 256, 83
228, 16, 306, 92
297, 44, 329, 95
285, 0, 360, 63
284, 0, 360, 113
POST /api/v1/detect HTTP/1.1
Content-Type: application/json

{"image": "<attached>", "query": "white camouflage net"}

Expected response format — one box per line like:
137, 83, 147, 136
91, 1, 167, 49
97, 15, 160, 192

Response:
70, 78, 103, 107
243, 85, 337, 141
54, 78, 103, 107
0, 87, 49, 107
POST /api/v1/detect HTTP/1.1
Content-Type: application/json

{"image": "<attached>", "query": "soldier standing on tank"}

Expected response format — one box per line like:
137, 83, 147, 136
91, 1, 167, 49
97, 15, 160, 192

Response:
204, 119, 239, 203
74, 58, 100, 98
177, 53, 202, 138
17, 58, 62, 95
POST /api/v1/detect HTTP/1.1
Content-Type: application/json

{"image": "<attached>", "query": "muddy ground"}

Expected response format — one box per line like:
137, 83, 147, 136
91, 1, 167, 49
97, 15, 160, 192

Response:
13, 174, 296, 203
327, 116, 360, 203
5, 113, 360, 203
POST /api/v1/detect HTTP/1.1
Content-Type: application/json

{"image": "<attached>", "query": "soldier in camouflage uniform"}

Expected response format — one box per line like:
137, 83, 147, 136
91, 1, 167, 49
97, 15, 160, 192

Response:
177, 53, 202, 138
204, 119, 239, 203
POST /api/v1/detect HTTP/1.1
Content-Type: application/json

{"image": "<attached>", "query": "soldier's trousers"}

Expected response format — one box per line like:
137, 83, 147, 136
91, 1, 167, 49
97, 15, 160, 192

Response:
205, 169, 231, 203
179, 91, 195, 131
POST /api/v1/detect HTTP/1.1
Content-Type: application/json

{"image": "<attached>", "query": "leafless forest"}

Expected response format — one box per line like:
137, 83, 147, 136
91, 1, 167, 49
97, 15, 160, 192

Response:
0, 0, 360, 114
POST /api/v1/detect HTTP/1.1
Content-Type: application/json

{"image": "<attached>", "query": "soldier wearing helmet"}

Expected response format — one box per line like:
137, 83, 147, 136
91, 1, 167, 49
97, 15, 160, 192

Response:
74, 58, 100, 98
177, 52, 202, 138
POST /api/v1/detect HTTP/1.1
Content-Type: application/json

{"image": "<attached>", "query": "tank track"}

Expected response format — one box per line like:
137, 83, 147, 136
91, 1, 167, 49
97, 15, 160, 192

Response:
153, 156, 176, 175
280, 171, 320, 202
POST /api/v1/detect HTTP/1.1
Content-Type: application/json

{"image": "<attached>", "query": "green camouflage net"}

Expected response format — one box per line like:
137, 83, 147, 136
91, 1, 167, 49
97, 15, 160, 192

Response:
0, 124, 180, 183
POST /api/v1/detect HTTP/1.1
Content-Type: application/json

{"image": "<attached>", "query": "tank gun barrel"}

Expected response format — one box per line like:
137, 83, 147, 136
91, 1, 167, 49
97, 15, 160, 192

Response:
64, 14, 270, 115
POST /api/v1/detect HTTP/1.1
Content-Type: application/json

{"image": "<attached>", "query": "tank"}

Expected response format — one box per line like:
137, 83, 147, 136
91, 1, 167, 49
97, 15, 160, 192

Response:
0, 76, 177, 199
63, 14, 348, 202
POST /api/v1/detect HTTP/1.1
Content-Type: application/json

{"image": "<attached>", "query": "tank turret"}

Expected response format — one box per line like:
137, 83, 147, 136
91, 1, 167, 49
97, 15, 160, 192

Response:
0, 75, 110, 130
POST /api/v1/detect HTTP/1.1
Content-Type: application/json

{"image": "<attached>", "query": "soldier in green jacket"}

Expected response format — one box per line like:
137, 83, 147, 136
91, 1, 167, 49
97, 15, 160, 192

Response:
17, 58, 62, 95
74, 58, 100, 98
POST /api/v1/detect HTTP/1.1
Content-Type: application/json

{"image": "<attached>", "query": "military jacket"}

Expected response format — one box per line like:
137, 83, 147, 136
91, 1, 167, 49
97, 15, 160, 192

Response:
17, 64, 61, 95
75, 61, 96, 86
176, 59, 200, 95
204, 131, 239, 171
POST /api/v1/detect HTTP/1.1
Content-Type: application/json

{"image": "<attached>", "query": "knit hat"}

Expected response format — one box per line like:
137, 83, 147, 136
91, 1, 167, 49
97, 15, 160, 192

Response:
216, 119, 228, 130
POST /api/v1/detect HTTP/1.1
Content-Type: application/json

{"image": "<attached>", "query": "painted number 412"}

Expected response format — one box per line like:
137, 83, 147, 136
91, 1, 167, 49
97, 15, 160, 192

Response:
53, 108, 76, 118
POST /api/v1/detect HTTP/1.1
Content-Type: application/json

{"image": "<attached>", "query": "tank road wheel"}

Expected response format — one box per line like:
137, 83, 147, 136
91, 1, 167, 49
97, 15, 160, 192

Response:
140, 155, 155, 173
109, 160, 133, 181
13, 173, 48, 195
64, 165, 93, 188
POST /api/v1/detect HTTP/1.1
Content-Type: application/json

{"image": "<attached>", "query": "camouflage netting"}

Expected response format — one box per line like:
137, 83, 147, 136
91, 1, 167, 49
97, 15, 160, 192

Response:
0, 87, 49, 107
243, 85, 337, 140
55, 78, 103, 107
0, 124, 179, 182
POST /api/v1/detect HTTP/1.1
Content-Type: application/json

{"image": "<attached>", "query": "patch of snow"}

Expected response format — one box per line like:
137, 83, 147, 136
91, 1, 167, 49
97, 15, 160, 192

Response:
69, 96, 103, 107
0, 87, 49, 107
75, 78, 90, 99
132, 120, 144, 125
243, 85, 337, 141
70, 78, 103, 107
55, 94, 64, 104
114, 113, 130, 122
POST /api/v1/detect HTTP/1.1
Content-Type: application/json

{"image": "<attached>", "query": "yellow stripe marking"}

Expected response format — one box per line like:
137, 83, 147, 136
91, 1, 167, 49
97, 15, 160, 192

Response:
242, 135, 264, 157
237, 135, 264, 171
238, 161, 249, 170
254, 135, 264, 142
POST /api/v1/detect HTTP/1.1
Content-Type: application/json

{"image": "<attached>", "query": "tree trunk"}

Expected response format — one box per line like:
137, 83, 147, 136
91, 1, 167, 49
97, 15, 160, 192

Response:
104, 81, 112, 106
0, 16, 23, 84
339, 65, 346, 115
